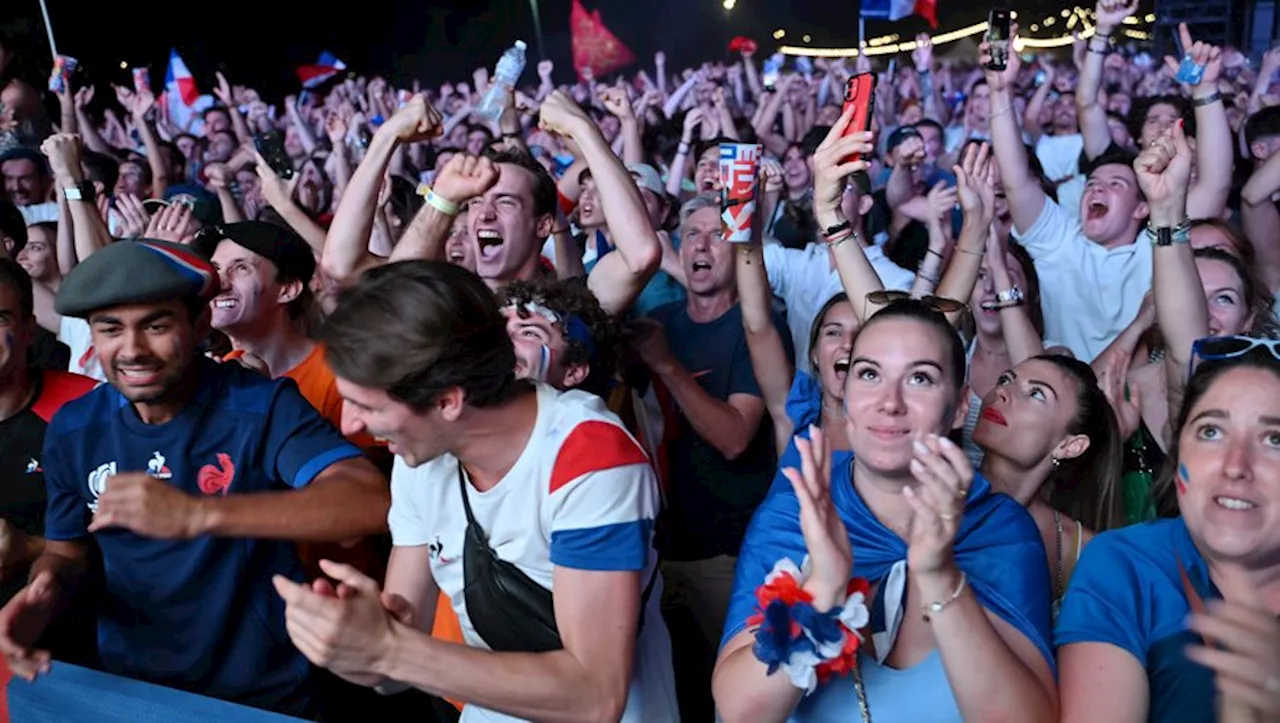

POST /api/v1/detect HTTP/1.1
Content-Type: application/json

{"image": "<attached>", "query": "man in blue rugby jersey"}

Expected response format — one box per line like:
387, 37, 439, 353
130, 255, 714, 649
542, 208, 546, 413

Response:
0, 238, 389, 718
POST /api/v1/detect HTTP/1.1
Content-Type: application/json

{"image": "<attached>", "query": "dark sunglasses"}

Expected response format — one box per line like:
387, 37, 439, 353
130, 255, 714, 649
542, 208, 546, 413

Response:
1188, 335, 1280, 379
864, 290, 968, 317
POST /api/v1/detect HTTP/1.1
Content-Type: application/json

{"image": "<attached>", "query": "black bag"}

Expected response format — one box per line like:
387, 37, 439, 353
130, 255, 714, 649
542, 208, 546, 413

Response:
459, 464, 563, 653
457, 464, 661, 654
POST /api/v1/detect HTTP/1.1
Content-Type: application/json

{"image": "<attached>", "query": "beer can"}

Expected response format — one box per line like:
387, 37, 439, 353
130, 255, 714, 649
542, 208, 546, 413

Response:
48, 55, 79, 94
718, 143, 762, 244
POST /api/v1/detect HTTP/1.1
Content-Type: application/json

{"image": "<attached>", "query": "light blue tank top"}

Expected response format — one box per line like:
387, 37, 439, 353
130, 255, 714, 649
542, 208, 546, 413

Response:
788, 651, 960, 723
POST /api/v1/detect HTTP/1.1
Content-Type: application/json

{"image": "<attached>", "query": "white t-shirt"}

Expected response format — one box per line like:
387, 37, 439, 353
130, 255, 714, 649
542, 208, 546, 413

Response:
58, 316, 107, 382
388, 384, 678, 723
1035, 133, 1085, 224
763, 240, 914, 372
1013, 199, 1150, 362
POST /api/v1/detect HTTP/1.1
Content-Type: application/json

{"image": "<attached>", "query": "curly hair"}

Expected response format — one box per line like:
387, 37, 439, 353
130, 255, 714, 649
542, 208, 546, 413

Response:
500, 276, 621, 396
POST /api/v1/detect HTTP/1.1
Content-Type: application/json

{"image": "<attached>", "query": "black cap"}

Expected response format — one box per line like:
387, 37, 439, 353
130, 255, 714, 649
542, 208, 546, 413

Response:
190, 220, 316, 285
884, 125, 923, 157
56, 239, 218, 318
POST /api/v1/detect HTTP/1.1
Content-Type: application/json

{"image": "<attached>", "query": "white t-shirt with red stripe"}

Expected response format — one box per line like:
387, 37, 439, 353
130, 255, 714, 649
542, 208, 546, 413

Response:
388, 383, 678, 723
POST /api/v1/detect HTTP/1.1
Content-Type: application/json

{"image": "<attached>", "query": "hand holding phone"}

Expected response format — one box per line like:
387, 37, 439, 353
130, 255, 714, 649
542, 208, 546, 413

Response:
985, 10, 1012, 71
254, 131, 295, 181
839, 73, 877, 165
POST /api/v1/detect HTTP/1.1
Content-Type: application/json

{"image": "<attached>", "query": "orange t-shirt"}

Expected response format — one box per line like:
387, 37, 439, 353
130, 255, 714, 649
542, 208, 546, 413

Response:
225, 343, 379, 449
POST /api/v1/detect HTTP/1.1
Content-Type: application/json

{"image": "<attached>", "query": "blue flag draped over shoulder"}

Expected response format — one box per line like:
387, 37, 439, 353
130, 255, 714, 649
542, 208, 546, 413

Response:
722, 370, 1055, 675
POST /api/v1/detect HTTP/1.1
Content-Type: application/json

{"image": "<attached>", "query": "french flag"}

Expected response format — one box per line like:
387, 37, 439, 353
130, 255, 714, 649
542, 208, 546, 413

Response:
862, 0, 938, 28
162, 49, 214, 133
296, 52, 346, 89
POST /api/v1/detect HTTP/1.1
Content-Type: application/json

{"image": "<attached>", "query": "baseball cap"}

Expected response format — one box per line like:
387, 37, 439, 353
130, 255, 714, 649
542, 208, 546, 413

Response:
191, 220, 316, 285
627, 163, 665, 197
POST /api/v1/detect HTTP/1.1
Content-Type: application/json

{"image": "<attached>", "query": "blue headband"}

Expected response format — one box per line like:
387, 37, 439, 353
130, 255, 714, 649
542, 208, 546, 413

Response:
563, 313, 597, 362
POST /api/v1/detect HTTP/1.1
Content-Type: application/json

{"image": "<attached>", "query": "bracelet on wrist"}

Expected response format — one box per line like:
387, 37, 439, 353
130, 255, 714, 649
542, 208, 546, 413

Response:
416, 184, 461, 216
1192, 91, 1222, 108
1145, 217, 1191, 247
921, 571, 968, 622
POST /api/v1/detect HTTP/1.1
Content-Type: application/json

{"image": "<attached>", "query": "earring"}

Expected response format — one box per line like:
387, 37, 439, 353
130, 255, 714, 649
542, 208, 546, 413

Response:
1051, 457, 1061, 468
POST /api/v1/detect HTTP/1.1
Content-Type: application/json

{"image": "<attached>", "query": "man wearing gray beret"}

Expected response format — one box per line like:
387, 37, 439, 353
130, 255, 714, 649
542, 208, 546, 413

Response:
0, 238, 391, 717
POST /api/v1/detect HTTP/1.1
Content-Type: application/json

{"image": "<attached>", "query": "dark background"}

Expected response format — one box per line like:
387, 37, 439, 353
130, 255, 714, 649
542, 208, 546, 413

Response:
8, 0, 1140, 101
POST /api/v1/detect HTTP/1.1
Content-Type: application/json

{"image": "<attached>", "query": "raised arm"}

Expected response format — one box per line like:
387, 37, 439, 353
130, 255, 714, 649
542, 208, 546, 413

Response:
982, 31, 1048, 234
1135, 122, 1203, 420
1079, 0, 1137, 160
1175, 25, 1232, 219
739, 161, 797, 454
811, 110, 885, 323
540, 91, 660, 317
320, 96, 444, 285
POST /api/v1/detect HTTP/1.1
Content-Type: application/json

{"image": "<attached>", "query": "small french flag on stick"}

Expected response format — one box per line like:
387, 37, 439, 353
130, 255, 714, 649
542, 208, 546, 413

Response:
296, 52, 347, 89
162, 49, 214, 133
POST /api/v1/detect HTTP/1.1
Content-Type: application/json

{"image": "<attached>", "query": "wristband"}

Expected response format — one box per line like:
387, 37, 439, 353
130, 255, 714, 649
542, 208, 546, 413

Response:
677, 142, 691, 155
417, 185, 461, 216
1146, 218, 1191, 246
748, 557, 870, 693
1192, 92, 1222, 108
822, 219, 852, 238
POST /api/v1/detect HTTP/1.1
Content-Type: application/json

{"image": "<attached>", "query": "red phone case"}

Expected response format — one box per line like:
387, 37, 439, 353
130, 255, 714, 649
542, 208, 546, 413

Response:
840, 73, 877, 164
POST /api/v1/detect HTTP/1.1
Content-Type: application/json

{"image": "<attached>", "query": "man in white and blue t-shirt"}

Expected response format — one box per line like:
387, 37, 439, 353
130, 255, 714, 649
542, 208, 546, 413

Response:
275, 260, 678, 723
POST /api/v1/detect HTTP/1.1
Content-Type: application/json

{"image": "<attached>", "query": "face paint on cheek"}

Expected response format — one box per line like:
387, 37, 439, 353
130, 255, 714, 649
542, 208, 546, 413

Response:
1177, 462, 1190, 494
533, 345, 553, 383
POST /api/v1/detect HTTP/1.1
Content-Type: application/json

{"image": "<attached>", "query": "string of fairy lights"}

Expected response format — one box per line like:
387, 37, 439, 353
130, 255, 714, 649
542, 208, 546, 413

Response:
773, 6, 1156, 57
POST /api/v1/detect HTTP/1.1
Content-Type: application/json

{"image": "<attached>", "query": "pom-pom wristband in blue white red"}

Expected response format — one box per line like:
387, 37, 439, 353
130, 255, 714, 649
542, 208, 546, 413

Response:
748, 557, 870, 694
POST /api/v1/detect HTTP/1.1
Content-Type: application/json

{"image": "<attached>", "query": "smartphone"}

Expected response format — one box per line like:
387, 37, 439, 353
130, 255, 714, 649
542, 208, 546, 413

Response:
985, 9, 1012, 71
888, 56, 898, 78
1172, 29, 1205, 85
840, 73, 877, 164
254, 130, 295, 180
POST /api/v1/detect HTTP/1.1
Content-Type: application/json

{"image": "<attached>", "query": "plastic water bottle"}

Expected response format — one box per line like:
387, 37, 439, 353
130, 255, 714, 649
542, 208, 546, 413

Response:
477, 41, 528, 122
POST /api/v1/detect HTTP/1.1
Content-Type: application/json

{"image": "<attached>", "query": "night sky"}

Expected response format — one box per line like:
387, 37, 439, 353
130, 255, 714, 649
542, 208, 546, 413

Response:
8, 0, 1050, 102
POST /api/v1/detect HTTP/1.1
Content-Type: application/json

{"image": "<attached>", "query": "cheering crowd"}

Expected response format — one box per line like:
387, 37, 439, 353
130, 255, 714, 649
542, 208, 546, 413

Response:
2, 0, 1280, 720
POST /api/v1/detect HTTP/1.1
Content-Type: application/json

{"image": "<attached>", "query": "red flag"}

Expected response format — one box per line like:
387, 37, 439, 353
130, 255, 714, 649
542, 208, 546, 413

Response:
570, 0, 636, 80
916, 0, 939, 28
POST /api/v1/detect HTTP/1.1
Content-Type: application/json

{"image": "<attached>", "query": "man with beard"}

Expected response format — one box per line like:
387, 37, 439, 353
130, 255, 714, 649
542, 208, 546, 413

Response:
0, 238, 389, 717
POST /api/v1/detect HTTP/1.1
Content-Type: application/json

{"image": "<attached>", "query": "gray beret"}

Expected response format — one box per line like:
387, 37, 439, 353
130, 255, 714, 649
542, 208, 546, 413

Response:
56, 238, 218, 318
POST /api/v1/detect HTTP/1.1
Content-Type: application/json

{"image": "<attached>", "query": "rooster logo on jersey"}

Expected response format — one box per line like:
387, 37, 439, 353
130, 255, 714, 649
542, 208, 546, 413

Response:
197, 453, 235, 496
147, 451, 172, 480
87, 461, 116, 512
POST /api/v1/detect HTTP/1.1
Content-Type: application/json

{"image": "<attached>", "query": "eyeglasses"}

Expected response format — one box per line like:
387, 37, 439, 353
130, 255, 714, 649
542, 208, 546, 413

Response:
864, 290, 968, 318
1188, 335, 1280, 379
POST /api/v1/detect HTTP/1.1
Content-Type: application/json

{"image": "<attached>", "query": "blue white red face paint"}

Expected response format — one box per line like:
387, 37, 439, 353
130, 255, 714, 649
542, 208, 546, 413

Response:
534, 344, 554, 383
1177, 462, 1191, 495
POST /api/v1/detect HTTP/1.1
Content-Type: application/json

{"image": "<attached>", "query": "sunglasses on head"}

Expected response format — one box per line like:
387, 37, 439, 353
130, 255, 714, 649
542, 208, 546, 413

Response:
864, 290, 968, 317
1188, 335, 1280, 379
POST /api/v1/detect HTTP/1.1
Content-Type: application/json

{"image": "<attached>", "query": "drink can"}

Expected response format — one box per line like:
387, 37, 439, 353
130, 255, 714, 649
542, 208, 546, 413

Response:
718, 143, 762, 243
132, 68, 151, 94
48, 55, 79, 94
